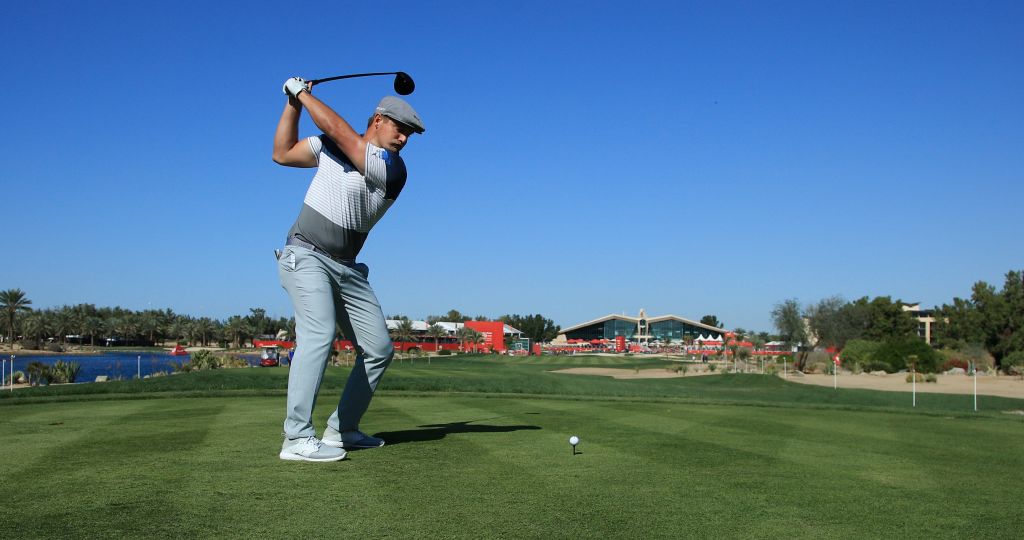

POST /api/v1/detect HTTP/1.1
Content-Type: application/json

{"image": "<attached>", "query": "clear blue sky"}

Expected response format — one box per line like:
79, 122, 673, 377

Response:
3, 1, 1022, 333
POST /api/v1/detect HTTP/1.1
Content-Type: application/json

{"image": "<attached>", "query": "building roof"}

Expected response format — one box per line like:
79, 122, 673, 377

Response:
559, 313, 726, 335
384, 320, 523, 336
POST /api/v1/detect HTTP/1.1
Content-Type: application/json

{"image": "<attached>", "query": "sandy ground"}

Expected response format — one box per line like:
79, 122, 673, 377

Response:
785, 372, 1024, 399
551, 367, 1024, 399
551, 367, 718, 380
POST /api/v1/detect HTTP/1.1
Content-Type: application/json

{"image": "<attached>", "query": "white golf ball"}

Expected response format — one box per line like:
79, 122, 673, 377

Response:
569, 435, 580, 446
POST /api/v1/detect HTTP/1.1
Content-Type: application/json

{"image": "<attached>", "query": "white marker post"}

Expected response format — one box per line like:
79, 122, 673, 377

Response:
972, 361, 977, 412
9, 355, 14, 392
912, 366, 917, 408
137, 355, 141, 380
2, 359, 5, 390
833, 354, 840, 390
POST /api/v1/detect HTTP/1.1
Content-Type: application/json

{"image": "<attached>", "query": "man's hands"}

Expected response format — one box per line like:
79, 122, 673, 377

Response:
282, 77, 310, 98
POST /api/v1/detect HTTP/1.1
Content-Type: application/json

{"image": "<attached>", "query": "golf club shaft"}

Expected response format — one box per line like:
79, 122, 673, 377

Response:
309, 72, 400, 85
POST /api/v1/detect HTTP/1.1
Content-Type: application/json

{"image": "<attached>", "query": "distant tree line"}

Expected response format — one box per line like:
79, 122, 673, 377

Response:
0, 290, 293, 351
390, 308, 561, 348
770, 269, 1024, 374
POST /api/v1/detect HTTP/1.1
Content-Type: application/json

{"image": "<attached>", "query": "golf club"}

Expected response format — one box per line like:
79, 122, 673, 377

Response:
309, 71, 415, 95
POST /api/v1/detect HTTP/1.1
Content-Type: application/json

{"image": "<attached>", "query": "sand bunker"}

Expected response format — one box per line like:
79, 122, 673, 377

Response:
551, 368, 1024, 399
785, 373, 1024, 399
550, 367, 714, 380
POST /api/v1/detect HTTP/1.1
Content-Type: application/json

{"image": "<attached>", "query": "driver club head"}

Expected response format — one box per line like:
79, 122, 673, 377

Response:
393, 72, 415, 95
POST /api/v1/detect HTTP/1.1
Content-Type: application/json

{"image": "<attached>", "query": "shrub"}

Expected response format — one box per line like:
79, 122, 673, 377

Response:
50, 360, 82, 384
221, 355, 250, 368
46, 342, 65, 353
680, 365, 689, 376
190, 350, 220, 370
1003, 351, 1024, 377
25, 361, 53, 386
864, 361, 893, 373
170, 360, 191, 373
906, 372, 924, 383
804, 362, 828, 374
438, 349, 452, 356
924, 373, 937, 383
708, 363, 717, 372
20, 339, 40, 350
962, 343, 996, 370
841, 339, 880, 368
941, 357, 970, 372
874, 338, 940, 373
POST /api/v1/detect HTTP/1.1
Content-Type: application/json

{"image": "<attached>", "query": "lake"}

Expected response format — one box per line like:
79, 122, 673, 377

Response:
4, 352, 264, 383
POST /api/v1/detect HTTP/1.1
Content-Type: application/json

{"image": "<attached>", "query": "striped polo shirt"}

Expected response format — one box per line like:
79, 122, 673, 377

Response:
287, 135, 407, 260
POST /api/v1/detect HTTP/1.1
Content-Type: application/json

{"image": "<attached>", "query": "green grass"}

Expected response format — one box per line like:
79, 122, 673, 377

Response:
1, 355, 1023, 538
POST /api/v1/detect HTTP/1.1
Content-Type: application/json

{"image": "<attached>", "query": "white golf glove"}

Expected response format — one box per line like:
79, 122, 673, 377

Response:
282, 77, 309, 97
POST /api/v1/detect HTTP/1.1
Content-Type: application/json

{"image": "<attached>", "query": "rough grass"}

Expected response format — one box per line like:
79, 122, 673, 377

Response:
2, 355, 1023, 538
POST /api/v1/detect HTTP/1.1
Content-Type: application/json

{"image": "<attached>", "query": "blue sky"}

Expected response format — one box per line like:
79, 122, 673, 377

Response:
2, 1, 1022, 332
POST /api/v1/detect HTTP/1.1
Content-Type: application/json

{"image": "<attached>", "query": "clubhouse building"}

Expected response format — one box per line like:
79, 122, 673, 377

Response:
557, 309, 727, 345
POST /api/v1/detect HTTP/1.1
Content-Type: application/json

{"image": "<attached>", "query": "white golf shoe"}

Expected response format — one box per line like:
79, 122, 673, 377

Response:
279, 435, 347, 462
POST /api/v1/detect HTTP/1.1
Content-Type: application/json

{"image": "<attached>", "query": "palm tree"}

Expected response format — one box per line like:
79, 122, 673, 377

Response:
224, 316, 251, 349
20, 311, 51, 347
138, 311, 162, 346
247, 308, 269, 338
191, 317, 217, 347
83, 316, 103, 346
386, 319, 411, 361
456, 326, 482, 353
1, 289, 33, 349
426, 323, 448, 353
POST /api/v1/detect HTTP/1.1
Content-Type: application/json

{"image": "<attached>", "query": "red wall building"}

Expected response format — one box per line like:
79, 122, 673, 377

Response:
464, 321, 508, 353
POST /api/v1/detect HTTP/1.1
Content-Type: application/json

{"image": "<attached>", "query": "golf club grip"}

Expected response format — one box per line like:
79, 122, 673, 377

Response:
309, 72, 397, 85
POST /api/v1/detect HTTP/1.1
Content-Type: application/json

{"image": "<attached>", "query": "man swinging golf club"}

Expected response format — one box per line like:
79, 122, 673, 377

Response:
273, 76, 425, 462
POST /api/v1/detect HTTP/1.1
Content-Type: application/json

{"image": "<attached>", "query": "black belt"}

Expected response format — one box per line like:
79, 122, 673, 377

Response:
286, 236, 356, 267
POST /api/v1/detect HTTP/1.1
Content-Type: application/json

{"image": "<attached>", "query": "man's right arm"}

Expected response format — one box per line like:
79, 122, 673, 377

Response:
272, 95, 317, 168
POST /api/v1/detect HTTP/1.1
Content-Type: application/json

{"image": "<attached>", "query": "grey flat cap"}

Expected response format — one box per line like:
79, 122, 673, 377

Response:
376, 95, 425, 134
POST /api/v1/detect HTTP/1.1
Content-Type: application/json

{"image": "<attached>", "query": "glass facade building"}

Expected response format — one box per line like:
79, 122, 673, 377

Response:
562, 313, 723, 343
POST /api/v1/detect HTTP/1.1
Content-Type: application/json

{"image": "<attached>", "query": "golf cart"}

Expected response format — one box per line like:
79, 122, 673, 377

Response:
259, 345, 281, 367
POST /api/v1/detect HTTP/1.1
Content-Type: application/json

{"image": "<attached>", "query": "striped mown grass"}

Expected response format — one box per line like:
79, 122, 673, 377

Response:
2, 392, 1022, 538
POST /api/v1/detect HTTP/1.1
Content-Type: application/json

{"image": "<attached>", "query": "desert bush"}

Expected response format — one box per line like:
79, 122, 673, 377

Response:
765, 364, 778, 375
170, 360, 191, 373
938, 344, 995, 372
952, 343, 995, 370
924, 373, 937, 383
941, 357, 970, 372
708, 363, 717, 372
680, 365, 689, 376
864, 361, 894, 373
221, 355, 250, 368
46, 342, 64, 353
189, 350, 220, 370
50, 360, 82, 384
1003, 351, 1024, 377
874, 338, 940, 373
906, 372, 924, 383
25, 361, 53, 386
841, 339, 880, 367
20, 339, 40, 350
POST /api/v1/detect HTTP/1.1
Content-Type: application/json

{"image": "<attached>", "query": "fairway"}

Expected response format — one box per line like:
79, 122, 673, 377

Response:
2, 356, 1023, 538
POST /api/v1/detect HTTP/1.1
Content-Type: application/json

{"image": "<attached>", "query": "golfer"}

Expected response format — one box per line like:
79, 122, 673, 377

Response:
273, 77, 425, 462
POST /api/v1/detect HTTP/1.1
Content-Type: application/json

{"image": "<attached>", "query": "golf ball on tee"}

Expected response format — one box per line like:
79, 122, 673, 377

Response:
569, 435, 580, 446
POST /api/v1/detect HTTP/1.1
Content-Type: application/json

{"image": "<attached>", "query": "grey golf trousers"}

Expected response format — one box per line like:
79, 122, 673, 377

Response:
278, 245, 394, 439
